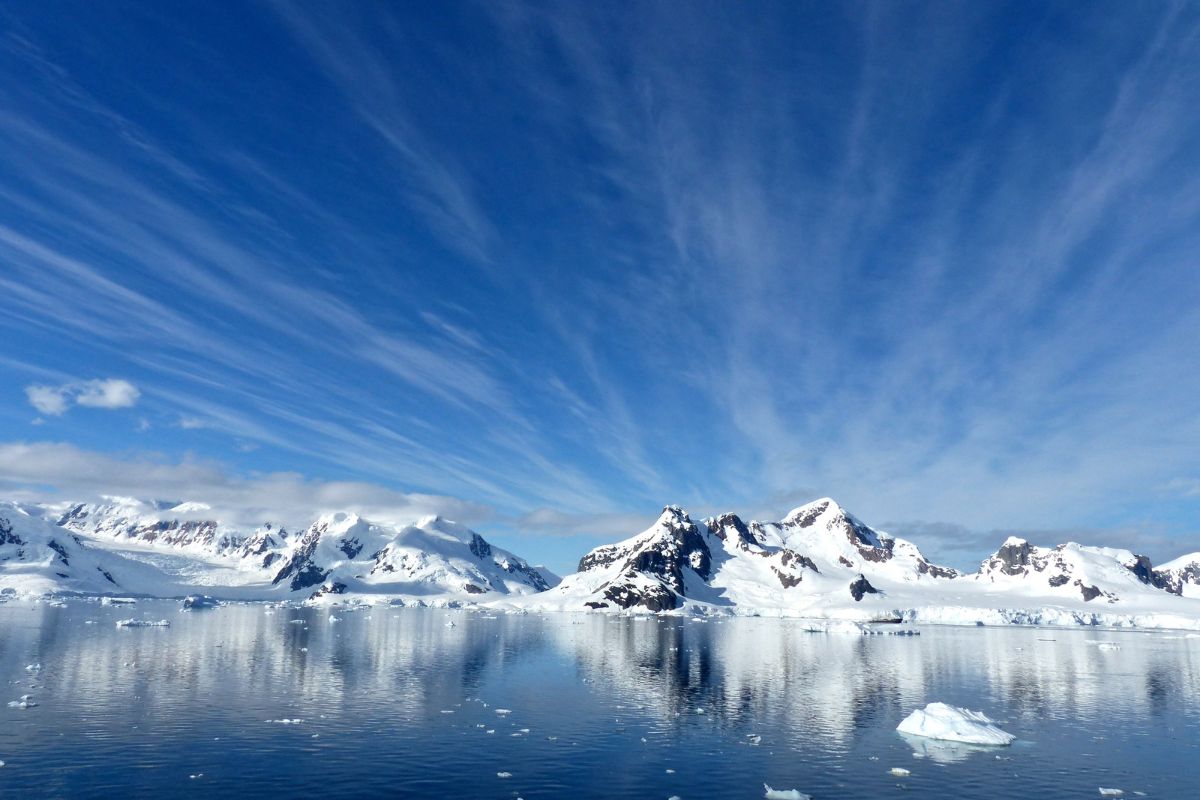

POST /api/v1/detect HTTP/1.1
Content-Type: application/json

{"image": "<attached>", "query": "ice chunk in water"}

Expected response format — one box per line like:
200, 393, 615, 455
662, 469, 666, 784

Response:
897, 703, 1015, 745
763, 784, 811, 800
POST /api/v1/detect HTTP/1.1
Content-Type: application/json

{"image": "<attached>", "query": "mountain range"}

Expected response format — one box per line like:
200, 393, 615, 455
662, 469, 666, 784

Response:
2, 496, 1198, 629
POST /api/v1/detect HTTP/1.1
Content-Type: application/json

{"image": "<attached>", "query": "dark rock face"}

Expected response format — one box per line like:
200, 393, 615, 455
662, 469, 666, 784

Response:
469, 533, 492, 560
339, 537, 363, 559
849, 574, 879, 602
0, 517, 24, 547
272, 524, 329, 590
780, 549, 819, 573
462, 583, 485, 594
708, 513, 759, 549
1153, 561, 1199, 597
578, 544, 625, 573
585, 507, 714, 612
772, 566, 803, 588
989, 540, 1033, 576
917, 560, 959, 579
1076, 581, 1103, 602
309, 581, 347, 600
604, 580, 678, 611
46, 539, 70, 566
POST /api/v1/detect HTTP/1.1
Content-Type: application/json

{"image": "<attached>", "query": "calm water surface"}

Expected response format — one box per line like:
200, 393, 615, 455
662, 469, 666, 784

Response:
1, 600, 1197, 798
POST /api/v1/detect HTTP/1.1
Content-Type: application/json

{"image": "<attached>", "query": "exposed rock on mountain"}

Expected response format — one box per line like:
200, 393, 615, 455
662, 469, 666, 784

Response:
526, 498, 955, 613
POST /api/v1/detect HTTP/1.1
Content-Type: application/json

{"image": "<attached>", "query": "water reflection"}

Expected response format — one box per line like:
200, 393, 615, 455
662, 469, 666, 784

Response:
1, 601, 1198, 798
546, 615, 1200, 746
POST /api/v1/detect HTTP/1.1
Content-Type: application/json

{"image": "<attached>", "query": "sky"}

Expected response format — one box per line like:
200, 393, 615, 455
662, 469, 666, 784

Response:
1, 1, 1198, 575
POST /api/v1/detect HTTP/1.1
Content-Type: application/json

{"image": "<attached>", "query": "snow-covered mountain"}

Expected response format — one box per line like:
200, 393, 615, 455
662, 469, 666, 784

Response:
5, 493, 1200, 630
976, 536, 1179, 602
0, 503, 120, 596
6, 498, 554, 605
59, 498, 288, 568
1154, 553, 1200, 599
505, 498, 1200, 629
515, 499, 957, 615
268, 511, 553, 600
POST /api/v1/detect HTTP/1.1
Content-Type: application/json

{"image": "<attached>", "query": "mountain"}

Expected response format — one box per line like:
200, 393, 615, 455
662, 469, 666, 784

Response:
507, 498, 1200, 629
0, 503, 120, 596
268, 511, 554, 600
58, 498, 289, 569
517, 499, 956, 614
6, 493, 1200, 630
8, 498, 553, 604
976, 536, 1179, 602
1154, 553, 1200, 599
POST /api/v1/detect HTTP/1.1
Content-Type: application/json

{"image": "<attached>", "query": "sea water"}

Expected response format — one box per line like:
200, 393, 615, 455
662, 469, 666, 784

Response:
1, 600, 1197, 798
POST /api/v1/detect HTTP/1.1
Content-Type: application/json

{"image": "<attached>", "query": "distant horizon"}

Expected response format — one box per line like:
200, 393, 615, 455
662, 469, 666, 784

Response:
3, 2, 1198, 576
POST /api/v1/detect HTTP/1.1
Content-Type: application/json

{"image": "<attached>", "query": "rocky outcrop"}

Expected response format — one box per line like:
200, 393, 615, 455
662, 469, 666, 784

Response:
849, 574, 879, 601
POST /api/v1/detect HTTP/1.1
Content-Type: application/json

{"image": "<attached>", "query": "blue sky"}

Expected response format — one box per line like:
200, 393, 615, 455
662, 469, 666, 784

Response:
1, 1, 1198, 574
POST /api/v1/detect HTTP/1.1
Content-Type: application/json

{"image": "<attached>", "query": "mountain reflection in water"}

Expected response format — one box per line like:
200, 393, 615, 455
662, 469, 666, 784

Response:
1, 601, 1197, 799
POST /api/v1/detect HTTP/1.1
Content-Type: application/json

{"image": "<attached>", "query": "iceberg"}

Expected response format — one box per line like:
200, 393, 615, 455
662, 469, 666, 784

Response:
115, 618, 170, 628
763, 785, 811, 800
897, 702, 1015, 745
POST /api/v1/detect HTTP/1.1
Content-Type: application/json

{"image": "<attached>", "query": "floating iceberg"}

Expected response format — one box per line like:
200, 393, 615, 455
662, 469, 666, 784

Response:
115, 618, 170, 628
763, 785, 811, 800
181, 595, 220, 610
8, 694, 38, 709
897, 702, 1015, 745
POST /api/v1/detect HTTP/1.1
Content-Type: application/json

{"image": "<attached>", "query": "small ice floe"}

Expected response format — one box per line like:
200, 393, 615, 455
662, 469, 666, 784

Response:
0, 759, 5, 767
7, 695, 37, 709
102, 597, 137, 606
115, 619, 170, 628
440, 710, 455, 714
189, 773, 203, 779
181, 595, 220, 610
289, 619, 305, 625
889, 767, 911, 776
25, 663, 40, 673
445, 621, 456, 628
1098, 790, 1124, 797
495, 708, 513, 715
763, 784, 810, 800
897, 703, 1015, 745
497, 772, 512, 778
747, 734, 762, 745
328, 615, 341, 623
267, 718, 304, 724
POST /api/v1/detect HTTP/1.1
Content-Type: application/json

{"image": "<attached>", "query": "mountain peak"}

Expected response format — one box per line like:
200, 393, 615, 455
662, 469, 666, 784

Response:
782, 497, 844, 525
